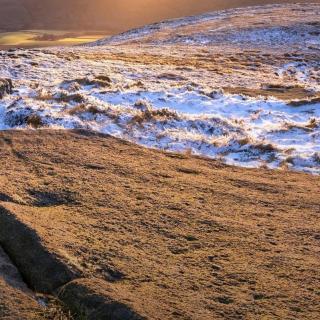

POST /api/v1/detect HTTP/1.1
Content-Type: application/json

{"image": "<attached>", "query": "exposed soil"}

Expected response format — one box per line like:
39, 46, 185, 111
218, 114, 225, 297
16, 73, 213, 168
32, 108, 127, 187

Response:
0, 129, 319, 319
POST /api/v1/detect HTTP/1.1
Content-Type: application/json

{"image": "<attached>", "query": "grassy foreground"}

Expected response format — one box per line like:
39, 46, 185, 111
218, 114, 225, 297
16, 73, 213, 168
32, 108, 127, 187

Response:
0, 129, 319, 319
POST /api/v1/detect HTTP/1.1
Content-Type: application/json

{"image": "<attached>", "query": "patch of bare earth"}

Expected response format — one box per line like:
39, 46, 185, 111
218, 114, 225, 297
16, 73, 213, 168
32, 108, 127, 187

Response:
0, 130, 319, 319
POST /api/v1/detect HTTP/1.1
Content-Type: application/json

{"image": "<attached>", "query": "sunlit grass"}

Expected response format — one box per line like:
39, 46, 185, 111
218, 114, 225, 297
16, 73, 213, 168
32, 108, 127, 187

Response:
0, 30, 108, 48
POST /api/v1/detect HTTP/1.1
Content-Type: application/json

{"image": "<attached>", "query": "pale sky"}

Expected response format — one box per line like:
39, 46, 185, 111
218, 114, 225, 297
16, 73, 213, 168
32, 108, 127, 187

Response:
0, 0, 318, 32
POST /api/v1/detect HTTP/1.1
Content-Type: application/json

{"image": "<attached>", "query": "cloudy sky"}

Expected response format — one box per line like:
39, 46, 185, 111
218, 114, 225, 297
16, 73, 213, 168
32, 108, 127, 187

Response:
0, 0, 318, 31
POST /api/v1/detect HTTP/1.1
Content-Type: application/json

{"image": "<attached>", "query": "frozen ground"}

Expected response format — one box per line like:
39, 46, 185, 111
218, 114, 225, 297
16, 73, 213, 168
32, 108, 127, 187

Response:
0, 3, 319, 173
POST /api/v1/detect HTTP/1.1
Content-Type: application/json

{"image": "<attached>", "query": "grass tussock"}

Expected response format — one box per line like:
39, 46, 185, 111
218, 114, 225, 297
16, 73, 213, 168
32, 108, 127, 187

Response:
289, 96, 320, 107
35, 90, 55, 101
131, 99, 179, 124
64, 76, 111, 88
58, 93, 85, 104
237, 137, 252, 146
283, 118, 319, 132
26, 114, 43, 128
254, 142, 279, 153
131, 106, 179, 125
313, 153, 320, 164
35, 90, 85, 103
68, 104, 119, 120
68, 104, 102, 116
157, 73, 187, 81
225, 84, 319, 102
37, 296, 75, 320
236, 136, 279, 153
0, 78, 13, 98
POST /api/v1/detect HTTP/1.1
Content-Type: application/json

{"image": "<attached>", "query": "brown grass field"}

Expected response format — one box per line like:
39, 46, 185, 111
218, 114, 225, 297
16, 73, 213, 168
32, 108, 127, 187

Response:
0, 129, 319, 319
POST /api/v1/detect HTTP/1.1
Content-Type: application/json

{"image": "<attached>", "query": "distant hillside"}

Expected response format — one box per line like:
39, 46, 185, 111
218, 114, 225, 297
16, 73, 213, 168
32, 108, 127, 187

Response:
93, 2, 320, 48
0, 0, 318, 32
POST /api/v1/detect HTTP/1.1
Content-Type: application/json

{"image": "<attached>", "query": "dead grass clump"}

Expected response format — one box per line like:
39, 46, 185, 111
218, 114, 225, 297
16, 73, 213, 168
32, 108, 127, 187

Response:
207, 89, 224, 99
0, 78, 13, 99
153, 108, 179, 119
253, 142, 279, 153
65, 82, 81, 92
35, 90, 85, 104
157, 73, 187, 81
313, 153, 320, 164
95, 75, 112, 83
133, 100, 179, 122
225, 84, 318, 102
283, 120, 318, 132
58, 93, 85, 104
6, 99, 21, 110
236, 137, 278, 153
125, 80, 145, 90
134, 99, 152, 112
289, 96, 320, 107
68, 104, 86, 116
35, 90, 55, 101
307, 21, 320, 27
65, 76, 111, 88
26, 114, 43, 128
67, 78, 90, 86
131, 107, 179, 125
130, 114, 147, 125
68, 104, 105, 116
261, 84, 299, 92
237, 137, 252, 146
91, 77, 112, 88
87, 105, 102, 115
283, 156, 295, 165
149, 108, 179, 121
37, 296, 74, 320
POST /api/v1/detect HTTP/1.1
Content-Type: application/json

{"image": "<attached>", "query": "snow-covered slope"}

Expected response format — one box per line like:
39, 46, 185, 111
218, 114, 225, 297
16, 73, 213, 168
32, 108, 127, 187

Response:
94, 3, 320, 51
0, 3, 320, 173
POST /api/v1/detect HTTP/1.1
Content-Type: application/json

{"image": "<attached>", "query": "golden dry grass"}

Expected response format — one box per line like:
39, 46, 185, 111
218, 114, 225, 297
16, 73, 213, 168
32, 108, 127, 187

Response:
0, 129, 319, 320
